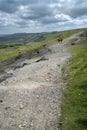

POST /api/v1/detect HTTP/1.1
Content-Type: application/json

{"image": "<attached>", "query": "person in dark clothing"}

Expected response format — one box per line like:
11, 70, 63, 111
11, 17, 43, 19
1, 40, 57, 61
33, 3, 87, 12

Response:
58, 38, 62, 43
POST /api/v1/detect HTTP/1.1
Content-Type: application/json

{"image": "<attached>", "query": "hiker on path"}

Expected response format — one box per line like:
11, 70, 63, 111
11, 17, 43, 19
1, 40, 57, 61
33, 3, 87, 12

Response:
57, 38, 62, 43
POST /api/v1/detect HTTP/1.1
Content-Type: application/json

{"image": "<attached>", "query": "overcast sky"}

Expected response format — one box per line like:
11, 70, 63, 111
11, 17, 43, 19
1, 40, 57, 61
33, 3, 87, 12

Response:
0, 0, 87, 34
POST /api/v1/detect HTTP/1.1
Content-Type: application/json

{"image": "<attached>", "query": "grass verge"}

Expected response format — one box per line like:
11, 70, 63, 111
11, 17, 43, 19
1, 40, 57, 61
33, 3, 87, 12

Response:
0, 42, 47, 63
59, 44, 87, 130
61, 28, 87, 40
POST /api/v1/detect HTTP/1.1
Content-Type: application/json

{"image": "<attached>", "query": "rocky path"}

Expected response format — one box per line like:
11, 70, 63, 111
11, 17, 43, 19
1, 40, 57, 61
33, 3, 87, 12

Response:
0, 43, 71, 130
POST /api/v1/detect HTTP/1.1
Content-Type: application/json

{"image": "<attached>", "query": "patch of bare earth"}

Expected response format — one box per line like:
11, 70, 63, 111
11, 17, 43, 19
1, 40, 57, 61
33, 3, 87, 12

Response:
0, 43, 70, 130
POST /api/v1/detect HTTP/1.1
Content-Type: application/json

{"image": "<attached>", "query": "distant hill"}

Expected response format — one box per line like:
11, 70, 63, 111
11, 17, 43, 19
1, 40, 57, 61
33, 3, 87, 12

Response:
0, 33, 33, 41
0, 31, 59, 45
0, 28, 87, 63
0, 28, 87, 48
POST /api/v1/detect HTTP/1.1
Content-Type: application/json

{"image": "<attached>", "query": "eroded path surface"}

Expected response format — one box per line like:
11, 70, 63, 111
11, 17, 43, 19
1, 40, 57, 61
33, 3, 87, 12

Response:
0, 43, 70, 130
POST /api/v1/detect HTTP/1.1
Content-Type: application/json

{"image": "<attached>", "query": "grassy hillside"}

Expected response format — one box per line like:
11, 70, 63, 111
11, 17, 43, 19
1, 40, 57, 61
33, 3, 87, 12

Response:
0, 28, 87, 63
60, 28, 87, 39
0, 31, 59, 62
0, 28, 87, 129
0, 43, 45, 62
60, 42, 87, 129
0, 28, 87, 46
0, 32, 58, 45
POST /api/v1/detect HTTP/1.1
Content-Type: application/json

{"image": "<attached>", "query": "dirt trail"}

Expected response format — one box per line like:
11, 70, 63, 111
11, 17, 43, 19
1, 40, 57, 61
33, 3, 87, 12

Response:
63, 31, 84, 45
0, 42, 70, 130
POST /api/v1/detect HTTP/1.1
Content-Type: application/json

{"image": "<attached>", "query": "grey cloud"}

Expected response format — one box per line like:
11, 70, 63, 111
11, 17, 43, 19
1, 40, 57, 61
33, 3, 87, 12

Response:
61, 0, 87, 18
75, 0, 86, 5
41, 17, 59, 24
0, 0, 60, 13
40, 15, 68, 25
19, 4, 70, 25
20, 5, 53, 20
0, 0, 20, 13
0, 0, 87, 34
67, 6, 87, 18
0, 4, 18, 14
15, 20, 28, 28
0, 0, 37, 13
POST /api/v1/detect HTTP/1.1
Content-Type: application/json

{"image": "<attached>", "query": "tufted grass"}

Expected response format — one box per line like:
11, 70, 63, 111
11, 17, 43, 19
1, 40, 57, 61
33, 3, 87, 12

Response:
60, 44, 87, 130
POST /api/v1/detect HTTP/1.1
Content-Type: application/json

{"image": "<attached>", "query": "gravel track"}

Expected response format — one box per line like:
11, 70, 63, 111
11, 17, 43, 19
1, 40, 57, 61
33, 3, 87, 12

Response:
0, 43, 71, 130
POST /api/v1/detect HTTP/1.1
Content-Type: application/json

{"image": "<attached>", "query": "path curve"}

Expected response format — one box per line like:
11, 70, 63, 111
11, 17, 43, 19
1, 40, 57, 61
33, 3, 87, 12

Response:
0, 43, 70, 130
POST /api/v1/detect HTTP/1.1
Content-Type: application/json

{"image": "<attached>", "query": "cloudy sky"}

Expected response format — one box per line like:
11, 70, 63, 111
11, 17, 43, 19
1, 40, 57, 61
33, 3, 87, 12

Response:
0, 0, 87, 34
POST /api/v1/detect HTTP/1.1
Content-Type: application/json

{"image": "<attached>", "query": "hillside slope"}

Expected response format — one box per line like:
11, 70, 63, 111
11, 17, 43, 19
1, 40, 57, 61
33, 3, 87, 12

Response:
0, 30, 87, 130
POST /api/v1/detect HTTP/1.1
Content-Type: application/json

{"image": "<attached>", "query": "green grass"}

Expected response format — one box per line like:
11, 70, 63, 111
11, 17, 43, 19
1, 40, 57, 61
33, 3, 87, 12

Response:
0, 28, 87, 63
60, 44, 87, 130
0, 43, 44, 62
60, 28, 87, 40
0, 33, 58, 62
0, 37, 58, 63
